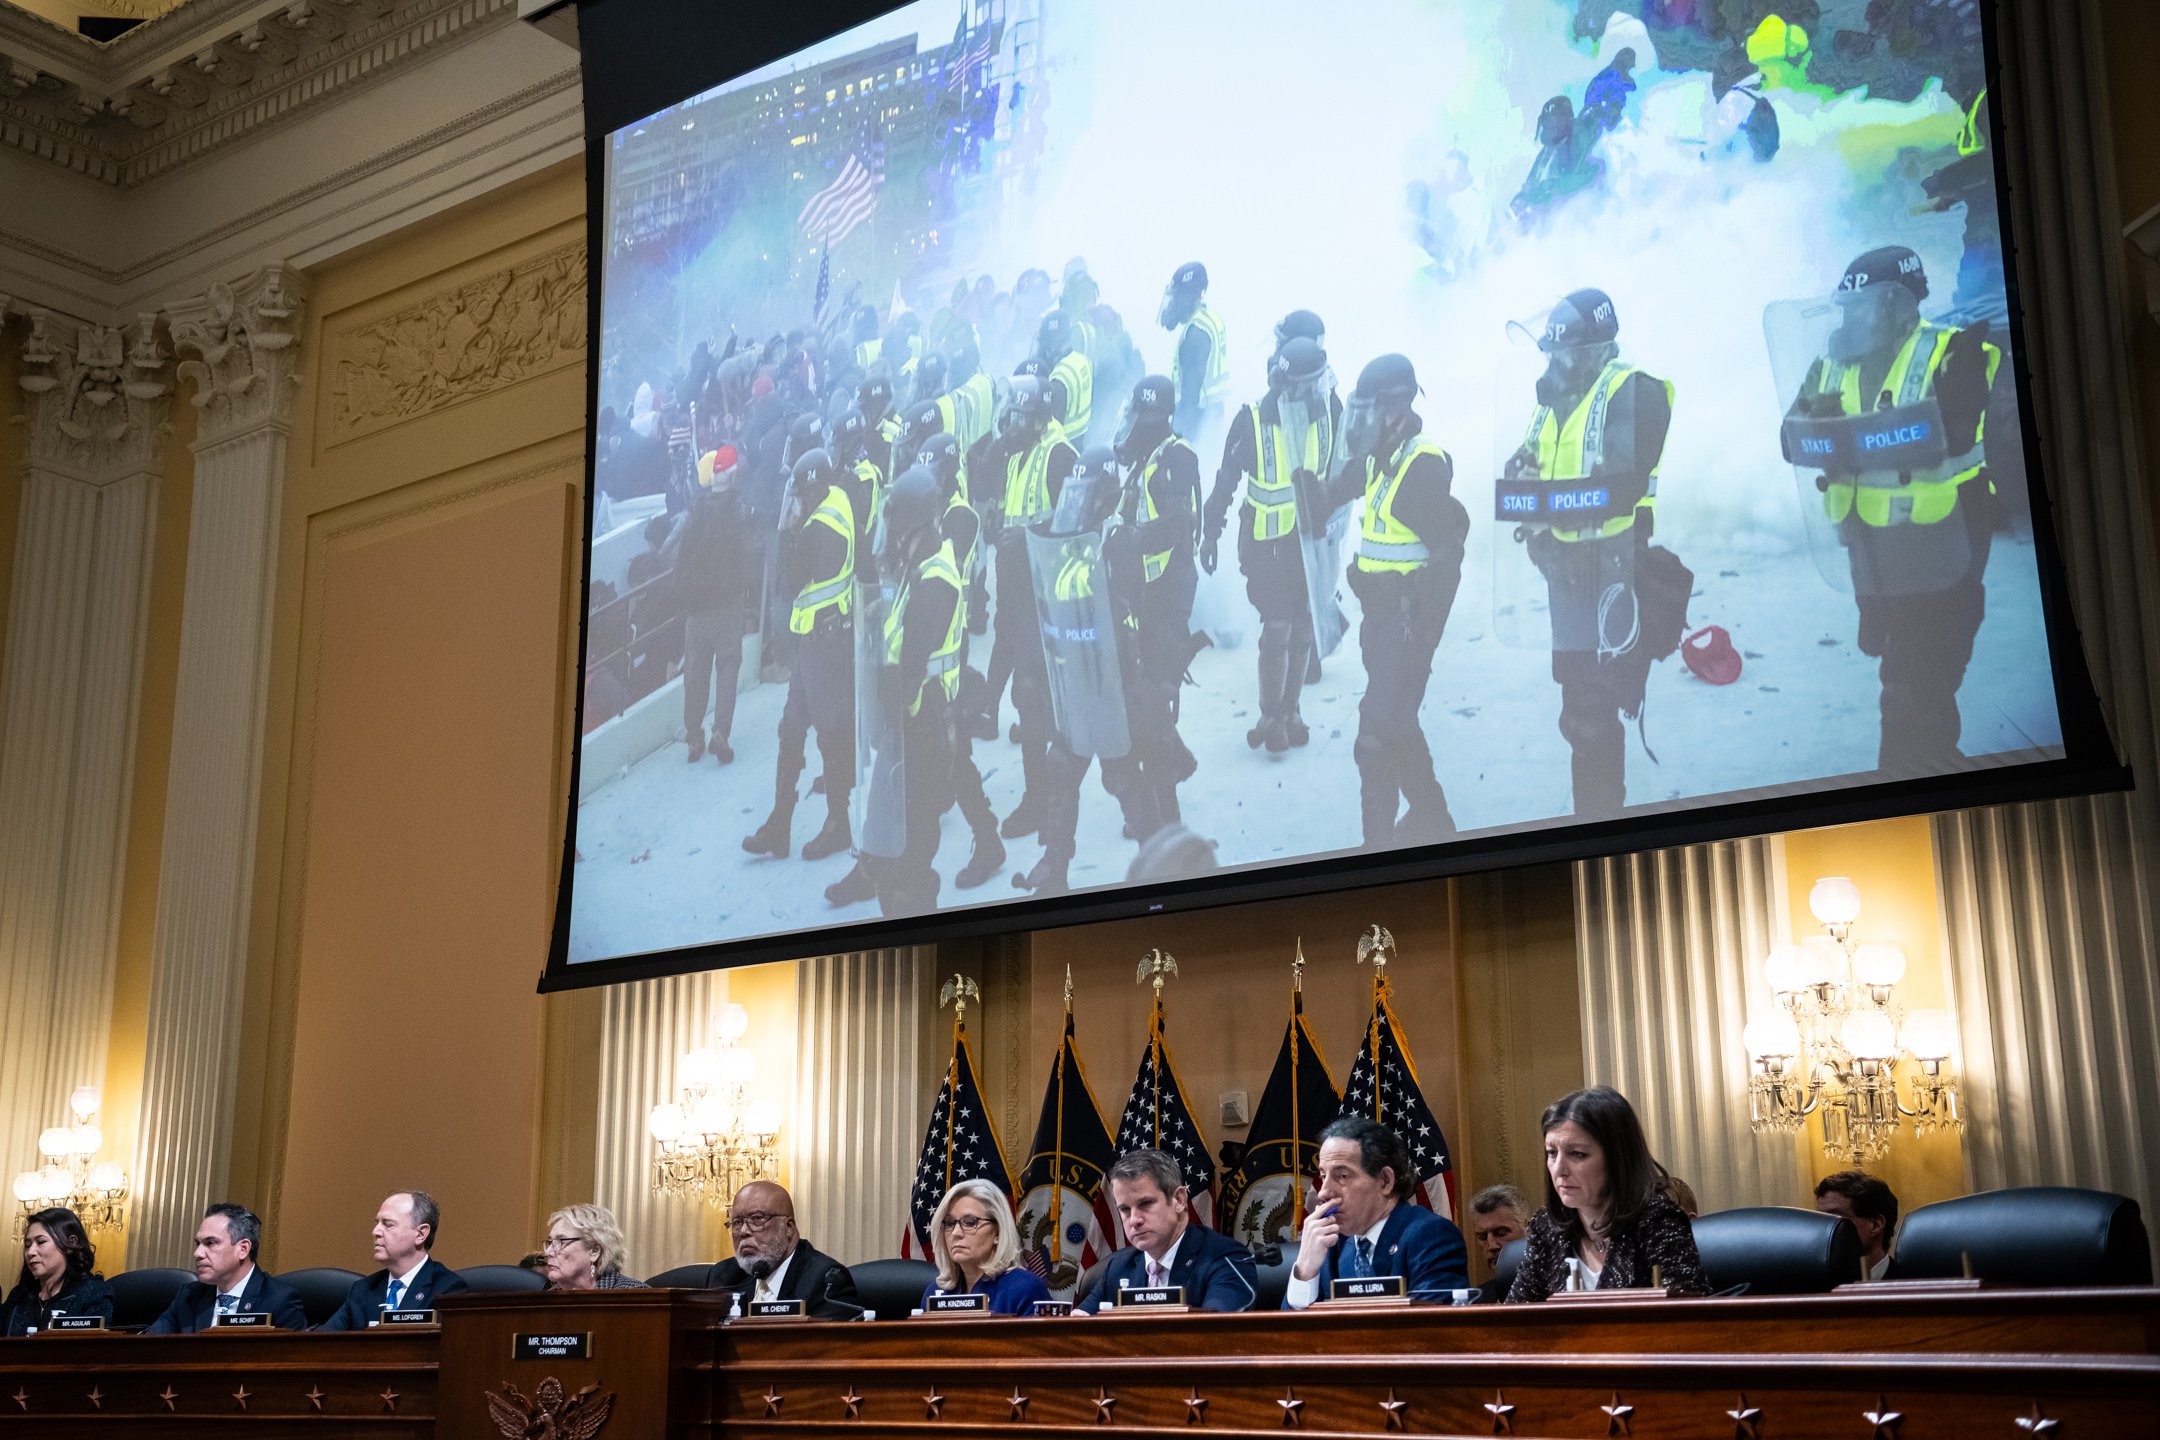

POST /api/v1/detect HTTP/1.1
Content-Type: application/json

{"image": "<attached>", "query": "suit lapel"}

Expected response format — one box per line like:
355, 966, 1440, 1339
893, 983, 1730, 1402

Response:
1374, 1206, 1410, 1278
778, 1247, 809, 1303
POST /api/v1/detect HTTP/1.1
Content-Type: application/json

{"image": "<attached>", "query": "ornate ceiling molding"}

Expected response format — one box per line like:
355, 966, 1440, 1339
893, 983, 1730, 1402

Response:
0, 0, 525, 187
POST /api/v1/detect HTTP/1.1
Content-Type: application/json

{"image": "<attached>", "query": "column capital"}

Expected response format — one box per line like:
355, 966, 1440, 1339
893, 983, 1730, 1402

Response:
11, 303, 174, 481
167, 264, 309, 446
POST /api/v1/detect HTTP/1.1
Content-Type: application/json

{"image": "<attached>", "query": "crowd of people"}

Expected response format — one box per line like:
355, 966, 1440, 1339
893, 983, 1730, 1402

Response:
2, 1085, 1916, 1332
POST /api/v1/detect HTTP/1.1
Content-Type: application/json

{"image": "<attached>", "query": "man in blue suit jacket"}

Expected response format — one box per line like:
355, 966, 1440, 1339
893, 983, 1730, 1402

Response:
144, 1203, 309, 1333
1283, 1116, 1469, 1307
318, 1191, 470, 1331
1079, 1149, 1258, 1313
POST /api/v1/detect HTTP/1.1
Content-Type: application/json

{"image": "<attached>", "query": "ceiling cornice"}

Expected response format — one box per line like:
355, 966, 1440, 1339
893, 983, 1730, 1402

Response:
0, 0, 524, 187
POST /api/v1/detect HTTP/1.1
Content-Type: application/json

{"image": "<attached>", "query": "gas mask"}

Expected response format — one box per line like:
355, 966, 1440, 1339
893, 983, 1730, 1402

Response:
1342, 395, 1385, 460
1827, 285, 1919, 364
1536, 342, 1613, 407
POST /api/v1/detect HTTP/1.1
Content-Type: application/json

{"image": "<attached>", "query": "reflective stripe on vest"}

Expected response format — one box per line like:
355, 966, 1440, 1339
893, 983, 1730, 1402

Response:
1051, 349, 1094, 438
1356, 439, 1449, 574
1138, 435, 1196, 583
1244, 403, 1330, 542
1814, 323, 1999, 527
884, 540, 965, 714
856, 337, 882, 371
1175, 306, 1229, 411
944, 488, 978, 582
855, 458, 886, 535
1003, 421, 1069, 526
790, 487, 857, 633
949, 373, 995, 453
1526, 361, 1671, 542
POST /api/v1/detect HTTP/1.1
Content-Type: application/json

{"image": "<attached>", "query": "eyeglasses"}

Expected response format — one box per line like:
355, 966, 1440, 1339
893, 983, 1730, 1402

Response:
542, 1235, 587, 1253
725, 1211, 789, 1233
938, 1214, 995, 1235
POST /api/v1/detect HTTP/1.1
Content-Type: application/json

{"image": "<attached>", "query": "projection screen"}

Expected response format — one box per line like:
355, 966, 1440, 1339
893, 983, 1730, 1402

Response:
548, 0, 2119, 986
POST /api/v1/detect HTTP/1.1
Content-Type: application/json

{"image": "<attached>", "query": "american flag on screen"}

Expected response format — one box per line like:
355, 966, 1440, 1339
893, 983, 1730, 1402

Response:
799, 154, 878, 248
1339, 992, 1457, 1220
1112, 1000, 1217, 1230
901, 1025, 1013, 1261
945, 23, 996, 95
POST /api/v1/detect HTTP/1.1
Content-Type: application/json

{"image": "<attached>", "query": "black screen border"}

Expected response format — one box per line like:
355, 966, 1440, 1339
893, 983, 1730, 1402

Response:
543, 0, 2128, 993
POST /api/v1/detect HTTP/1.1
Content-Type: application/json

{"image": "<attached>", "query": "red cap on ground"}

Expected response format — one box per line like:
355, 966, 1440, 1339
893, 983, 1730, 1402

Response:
1682, 625, 1743, 685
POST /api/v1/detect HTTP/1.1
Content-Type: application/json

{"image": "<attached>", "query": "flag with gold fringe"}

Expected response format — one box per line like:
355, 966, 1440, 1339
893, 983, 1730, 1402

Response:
902, 978, 1013, 1261
1016, 989, 1118, 1299
1338, 927, 1456, 1219
1218, 945, 1338, 1250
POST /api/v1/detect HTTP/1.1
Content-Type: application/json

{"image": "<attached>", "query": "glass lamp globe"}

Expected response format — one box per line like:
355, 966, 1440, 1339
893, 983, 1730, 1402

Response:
679, 1047, 720, 1089
38, 1167, 72, 1203
1798, 934, 1851, 988
1901, 1009, 1956, 1062
689, 1095, 733, 1136
69, 1124, 102, 1157
1763, 945, 1807, 995
744, 1098, 783, 1138
37, 1127, 69, 1160
717, 1047, 757, 1087
714, 1003, 751, 1044
1809, 876, 1863, 928
648, 1103, 685, 1144
68, 1086, 101, 1121
1852, 942, 1908, 988
87, 1162, 126, 1195
1744, 1011, 1803, 1060
11, 1171, 42, 1204
1840, 1010, 1899, 1061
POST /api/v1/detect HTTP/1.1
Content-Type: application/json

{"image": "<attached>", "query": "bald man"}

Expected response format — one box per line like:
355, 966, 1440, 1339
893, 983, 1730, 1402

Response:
701, 1181, 861, 1319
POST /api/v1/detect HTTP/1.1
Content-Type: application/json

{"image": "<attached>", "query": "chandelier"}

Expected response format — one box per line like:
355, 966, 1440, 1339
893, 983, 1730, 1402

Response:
11, 1087, 130, 1237
1743, 877, 1964, 1164
646, 1003, 782, 1208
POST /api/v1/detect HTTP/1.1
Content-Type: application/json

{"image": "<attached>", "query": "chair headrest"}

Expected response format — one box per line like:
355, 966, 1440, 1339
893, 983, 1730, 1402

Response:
1889, 1187, 2151, 1287
1690, 1207, 1862, 1294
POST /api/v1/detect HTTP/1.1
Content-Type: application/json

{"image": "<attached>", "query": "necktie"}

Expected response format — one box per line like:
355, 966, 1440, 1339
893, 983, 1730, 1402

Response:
1146, 1259, 1167, 1289
1354, 1237, 1375, 1278
215, 1294, 237, 1317
384, 1278, 404, 1313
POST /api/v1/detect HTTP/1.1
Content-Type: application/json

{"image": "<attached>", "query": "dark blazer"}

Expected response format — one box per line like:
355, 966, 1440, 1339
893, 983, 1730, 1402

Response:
1504, 1189, 1708, 1302
921, 1266, 1051, 1316
2, 1273, 115, 1335
1080, 1224, 1259, 1313
143, 1265, 309, 1334
707, 1240, 862, 1320
316, 1256, 471, 1331
1284, 1202, 1470, 1306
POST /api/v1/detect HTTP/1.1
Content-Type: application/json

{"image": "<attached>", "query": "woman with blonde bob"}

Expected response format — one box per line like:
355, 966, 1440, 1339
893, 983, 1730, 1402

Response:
919, 1178, 1050, 1315
542, 1204, 648, 1292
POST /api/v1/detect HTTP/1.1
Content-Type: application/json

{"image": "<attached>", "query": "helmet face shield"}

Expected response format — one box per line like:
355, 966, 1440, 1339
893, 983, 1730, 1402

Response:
1826, 283, 1919, 363
1341, 394, 1382, 459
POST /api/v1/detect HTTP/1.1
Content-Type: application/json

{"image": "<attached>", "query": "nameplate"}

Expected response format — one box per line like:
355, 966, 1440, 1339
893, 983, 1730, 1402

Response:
1113, 1285, 1187, 1309
514, 1331, 591, 1360
210, 1311, 272, 1329
1544, 1285, 1681, 1304
46, 1315, 107, 1332
922, 1292, 989, 1315
378, 1308, 438, 1327
1328, 1275, 1408, 1302
745, 1299, 806, 1319
1027, 1300, 1074, 1318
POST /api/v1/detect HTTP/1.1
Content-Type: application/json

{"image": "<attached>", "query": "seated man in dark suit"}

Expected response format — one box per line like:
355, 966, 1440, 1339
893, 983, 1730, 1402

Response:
143, 1202, 309, 1333
1283, 1116, 1469, 1307
1079, 1148, 1257, 1312
318, 1190, 470, 1330
705, 1181, 861, 1319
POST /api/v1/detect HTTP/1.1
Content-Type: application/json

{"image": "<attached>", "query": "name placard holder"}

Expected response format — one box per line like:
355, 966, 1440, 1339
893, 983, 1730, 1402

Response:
514, 1332, 592, 1360
210, 1311, 274, 1329
1544, 1286, 1683, 1305
1320, 1275, 1411, 1307
1108, 1284, 1189, 1314
1027, 1300, 1074, 1318
920, 1292, 990, 1317
378, 1309, 439, 1328
738, 1299, 808, 1321
45, 1315, 107, 1332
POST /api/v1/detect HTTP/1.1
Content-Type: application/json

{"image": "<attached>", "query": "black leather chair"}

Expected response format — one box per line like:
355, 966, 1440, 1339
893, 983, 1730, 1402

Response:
1690, 1207, 1862, 1294
647, 1264, 720, 1289
1076, 1256, 1107, 1305
458, 1263, 548, 1294
107, 1267, 192, 1332
1888, 1187, 2153, 1287
1479, 1237, 1527, 1302
1251, 1257, 1293, 1311
847, 1258, 936, 1320
280, 1266, 366, 1327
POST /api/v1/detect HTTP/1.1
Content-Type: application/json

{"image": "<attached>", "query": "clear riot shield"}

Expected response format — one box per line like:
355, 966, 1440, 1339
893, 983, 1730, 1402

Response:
1026, 525, 1133, 760
1764, 288, 1966, 597
1280, 399, 1351, 660
850, 576, 908, 858
1490, 346, 1638, 652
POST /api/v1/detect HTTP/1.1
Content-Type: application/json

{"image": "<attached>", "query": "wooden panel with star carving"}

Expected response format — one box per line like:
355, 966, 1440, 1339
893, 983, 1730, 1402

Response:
0, 1328, 435, 1435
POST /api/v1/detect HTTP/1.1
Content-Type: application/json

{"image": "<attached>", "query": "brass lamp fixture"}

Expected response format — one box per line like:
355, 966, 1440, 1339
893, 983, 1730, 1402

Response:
646, 1002, 783, 1208
11, 1086, 130, 1237
1743, 877, 1964, 1164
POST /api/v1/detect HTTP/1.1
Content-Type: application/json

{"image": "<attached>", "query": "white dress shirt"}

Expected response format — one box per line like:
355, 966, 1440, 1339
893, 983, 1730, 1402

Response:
753, 1246, 797, 1304
1284, 1213, 1391, 1310
383, 1257, 429, 1310
1140, 1231, 1185, 1290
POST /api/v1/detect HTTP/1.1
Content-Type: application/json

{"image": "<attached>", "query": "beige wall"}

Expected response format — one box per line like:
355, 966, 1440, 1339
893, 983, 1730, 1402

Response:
0, 329, 19, 716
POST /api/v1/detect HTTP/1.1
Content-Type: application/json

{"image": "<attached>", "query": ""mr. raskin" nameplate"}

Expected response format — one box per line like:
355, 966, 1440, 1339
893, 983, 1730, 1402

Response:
1113, 1285, 1188, 1309
378, 1308, 438, 1327
1327, 1275, 1409, 1303
923, 1292, 990, 1315
210, 1311, 273, 1329
514, 1332, 591, 1360
46, 1315, 107, 1332
745, 1299, 807, 1319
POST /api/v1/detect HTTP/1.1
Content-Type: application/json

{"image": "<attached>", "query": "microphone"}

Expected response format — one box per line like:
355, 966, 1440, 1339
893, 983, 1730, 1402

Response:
817, 1267, 869, 1322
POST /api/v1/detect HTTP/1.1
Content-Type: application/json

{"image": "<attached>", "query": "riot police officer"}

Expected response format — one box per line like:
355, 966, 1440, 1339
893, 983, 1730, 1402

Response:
826, 406, 883, 554
1501, 288, 1675, 818
1328, 354, 1468, 848
1202, 333, 1342, 753
986, 375, 1077, 839
918, 430, 1005, 888
1037, 309, 1095, 446
859, 374, 901, 482
1114, 373, 1204, 818
1784, 246, 2001, 777
744, 448, 857, 862
1160, 261, 1228, 450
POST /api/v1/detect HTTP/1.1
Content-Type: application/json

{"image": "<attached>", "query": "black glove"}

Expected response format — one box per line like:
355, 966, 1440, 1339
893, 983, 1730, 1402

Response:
1200, 530, 1219, 575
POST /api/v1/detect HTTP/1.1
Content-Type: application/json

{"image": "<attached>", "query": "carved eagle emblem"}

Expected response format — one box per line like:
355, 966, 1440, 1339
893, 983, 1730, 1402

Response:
485, 1377, 615, 1440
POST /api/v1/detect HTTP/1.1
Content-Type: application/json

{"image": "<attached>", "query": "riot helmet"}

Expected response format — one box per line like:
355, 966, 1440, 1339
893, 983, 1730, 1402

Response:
1060, 257, 1100, 317
949, 335, 982, 383
1344, 353, 1420, 459
876, 465, 944, 577
915, 431, 963, 497
901, 400, 944, 457
858, 374, 893, 424
782, 411, 824, 470
910, 352, 948, 406
1114, 373, 1177, 462
998, 375, 1052, 445
1273, 309, 1326, 355
1270, 336, 1330, 410
1158, 260, 1208, 330
827, 406, 870, 462
1534, 288, 1621, 402
1037, 308, 1074, 364
1828, 246, 1927, 361
1051, 445, 1122, 535
785, 446, 838, 525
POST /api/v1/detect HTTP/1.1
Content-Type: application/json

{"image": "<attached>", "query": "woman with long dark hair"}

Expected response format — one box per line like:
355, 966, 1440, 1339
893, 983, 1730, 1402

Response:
1504, 1086, 1707, 1301
3, 1207, 113, 1334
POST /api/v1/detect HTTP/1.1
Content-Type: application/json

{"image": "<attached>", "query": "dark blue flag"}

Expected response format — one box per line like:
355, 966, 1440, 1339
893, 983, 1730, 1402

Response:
1218, 989, 1338, 1250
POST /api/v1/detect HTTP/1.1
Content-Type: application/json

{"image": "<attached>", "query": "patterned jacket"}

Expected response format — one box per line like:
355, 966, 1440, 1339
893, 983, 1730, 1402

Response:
1504, 1188, 1708, 1301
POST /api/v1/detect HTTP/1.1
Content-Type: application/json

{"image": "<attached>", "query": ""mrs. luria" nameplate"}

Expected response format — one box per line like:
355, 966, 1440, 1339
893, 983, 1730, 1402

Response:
1326, 1275, 1409, 1304
922, 1292, 989, 1316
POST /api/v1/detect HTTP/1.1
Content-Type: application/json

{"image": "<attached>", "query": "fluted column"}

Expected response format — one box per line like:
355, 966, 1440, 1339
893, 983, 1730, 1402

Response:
593, 970, 728, 1278
1929, 0, 2160, 1246
1574, 838, 1806, 1211
791, 949, 932, 1265
129, 268, 305, 1261
0, 304, 168, 1195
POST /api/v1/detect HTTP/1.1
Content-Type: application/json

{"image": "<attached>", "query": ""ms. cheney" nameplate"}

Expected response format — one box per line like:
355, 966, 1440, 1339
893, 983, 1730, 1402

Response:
1114, 1285, 1187, 1308
922, 1292, 989, 1315
1327, 1275, 1408, 1302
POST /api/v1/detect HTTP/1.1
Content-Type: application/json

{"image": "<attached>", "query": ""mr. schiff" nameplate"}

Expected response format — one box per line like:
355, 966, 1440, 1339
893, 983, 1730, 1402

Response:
210, 1311, 273, 1329
922, 1292, 989, 1316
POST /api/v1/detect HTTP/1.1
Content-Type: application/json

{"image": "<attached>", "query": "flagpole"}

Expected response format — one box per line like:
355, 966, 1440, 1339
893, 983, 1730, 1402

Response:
1053, 966, 1071, 1267
1136, 949, 1177, 1149
1291, 938, 1307, 1232
940, 975, 980, 1196
1359, 925, 1395, 1124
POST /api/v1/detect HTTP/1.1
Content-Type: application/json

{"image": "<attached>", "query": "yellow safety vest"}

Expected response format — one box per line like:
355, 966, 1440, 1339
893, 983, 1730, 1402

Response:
945, 372, 995, 453
1003, 421, 1069, 527
1050, 349, 1094, 438
944, 488, 978, 583
854, 458, 886, 535
1174, 305, 1229, 412
790, 486, 856, 633
855, 337, 882, 372
1242, 403, 1331, 542
1525, 361, 1672, 542
1136, 435, 1196, 583
1356, 438, 1450, 575
885, 539, 964, 714
1811, 323, 2000, 528
877, 412, 904, 453
1073, 317, 1098, 364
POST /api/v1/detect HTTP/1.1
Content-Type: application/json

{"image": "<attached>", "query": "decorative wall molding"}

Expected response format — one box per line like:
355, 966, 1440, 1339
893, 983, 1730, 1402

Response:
166, 263, 305, 444
0, 0, 526, 188
9, 302, 172, 478
326, 238, 584, 444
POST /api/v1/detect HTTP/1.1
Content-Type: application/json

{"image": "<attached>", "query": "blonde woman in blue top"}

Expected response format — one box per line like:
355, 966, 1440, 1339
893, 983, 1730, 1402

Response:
921, 1178, 1049, 1315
